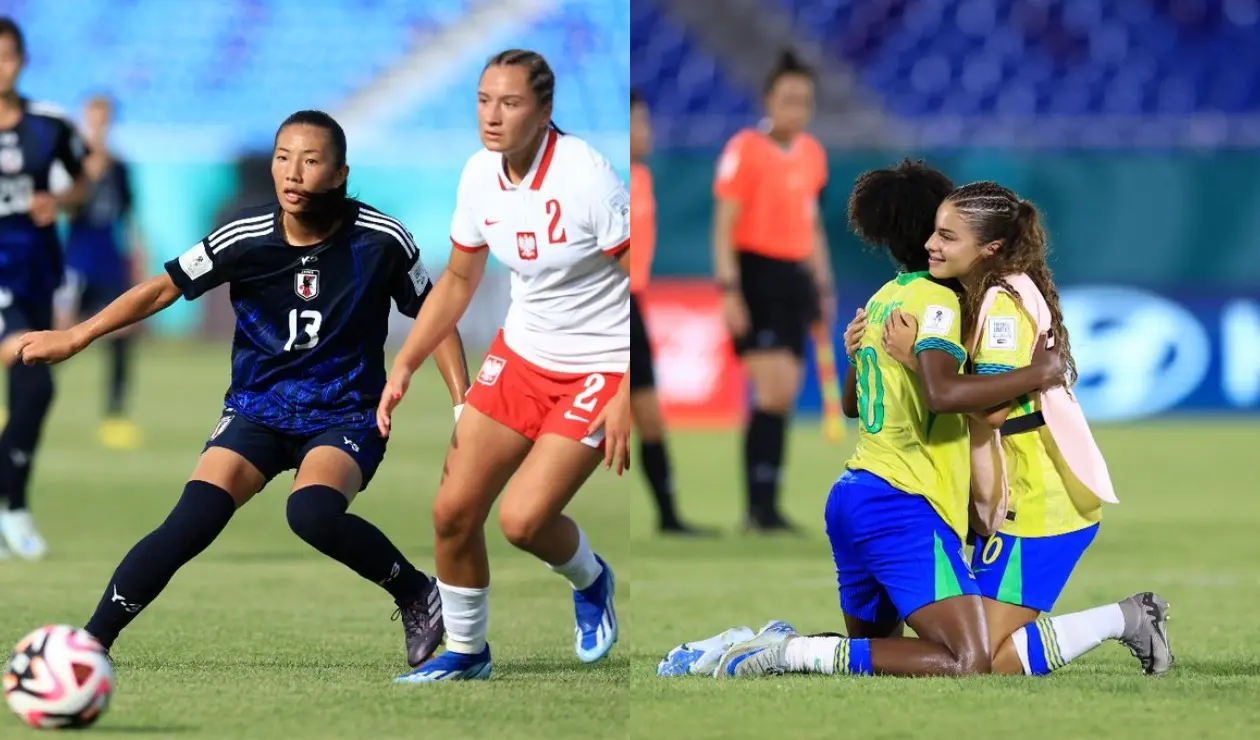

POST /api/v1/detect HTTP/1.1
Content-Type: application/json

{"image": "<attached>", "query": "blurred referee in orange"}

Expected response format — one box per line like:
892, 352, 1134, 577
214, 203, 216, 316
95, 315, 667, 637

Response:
630, 91, 710, 536
712, 51, 834, 532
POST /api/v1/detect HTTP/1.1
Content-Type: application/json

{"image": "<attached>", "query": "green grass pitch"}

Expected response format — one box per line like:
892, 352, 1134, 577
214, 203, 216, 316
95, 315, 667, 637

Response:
1, 341, 1257, 738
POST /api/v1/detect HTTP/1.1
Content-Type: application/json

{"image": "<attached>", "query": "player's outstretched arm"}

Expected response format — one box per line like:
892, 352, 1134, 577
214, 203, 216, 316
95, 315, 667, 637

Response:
586, 248, 633, 475
392, 248, 487, 377
913, 333, 1065, 415
17, 273, 181, 365
431, 326, 471, 411
378, 248, 487, 437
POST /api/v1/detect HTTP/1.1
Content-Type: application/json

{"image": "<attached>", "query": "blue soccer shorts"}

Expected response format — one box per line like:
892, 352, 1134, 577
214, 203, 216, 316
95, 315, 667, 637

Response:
203, 410, 387, 491
825, 469, 980, 624
971, 524, 1099, 613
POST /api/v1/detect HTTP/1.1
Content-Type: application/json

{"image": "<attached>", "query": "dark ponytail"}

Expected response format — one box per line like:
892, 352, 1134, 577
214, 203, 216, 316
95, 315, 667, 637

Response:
764, 49, 814, 94
486, 49, 565, 134
275, 109, 349, 212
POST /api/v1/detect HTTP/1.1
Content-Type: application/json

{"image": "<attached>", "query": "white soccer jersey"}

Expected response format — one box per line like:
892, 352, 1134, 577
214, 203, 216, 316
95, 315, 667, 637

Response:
449, 129, 630, 374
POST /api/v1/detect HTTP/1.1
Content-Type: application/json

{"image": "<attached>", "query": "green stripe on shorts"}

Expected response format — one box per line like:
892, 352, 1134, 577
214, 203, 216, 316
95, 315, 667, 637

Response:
933, 532, 963, 601
996, 537, 1024, 605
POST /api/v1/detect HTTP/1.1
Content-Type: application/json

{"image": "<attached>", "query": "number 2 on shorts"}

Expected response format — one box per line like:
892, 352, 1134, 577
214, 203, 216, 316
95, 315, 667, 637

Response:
562, 373, 606, 422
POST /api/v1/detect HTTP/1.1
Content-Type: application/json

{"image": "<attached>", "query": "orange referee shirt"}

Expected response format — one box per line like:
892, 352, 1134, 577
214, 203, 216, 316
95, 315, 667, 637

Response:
630, 161, 656, 294
712, 129, 827, 262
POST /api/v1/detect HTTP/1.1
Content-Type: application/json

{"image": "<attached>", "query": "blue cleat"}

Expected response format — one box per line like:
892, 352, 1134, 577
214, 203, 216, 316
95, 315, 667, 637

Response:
573, 555, 617, 663
393, 645, 492, 683
657, 626, 756, 677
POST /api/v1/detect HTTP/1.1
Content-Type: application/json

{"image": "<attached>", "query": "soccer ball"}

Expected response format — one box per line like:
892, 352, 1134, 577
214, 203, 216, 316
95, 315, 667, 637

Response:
4, 625, 114, 730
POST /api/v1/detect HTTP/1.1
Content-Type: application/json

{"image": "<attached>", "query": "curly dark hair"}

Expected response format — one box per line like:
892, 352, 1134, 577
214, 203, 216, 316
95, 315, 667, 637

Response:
848, 159, 954, 272
947, 181, 1077, 385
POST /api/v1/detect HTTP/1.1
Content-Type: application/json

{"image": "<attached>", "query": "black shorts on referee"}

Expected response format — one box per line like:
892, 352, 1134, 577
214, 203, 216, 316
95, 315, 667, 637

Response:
732, 251, 819, 359
629, 294, 655, 391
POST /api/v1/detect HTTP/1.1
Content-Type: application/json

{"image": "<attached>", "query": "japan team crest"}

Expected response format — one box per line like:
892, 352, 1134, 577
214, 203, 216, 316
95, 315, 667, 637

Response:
295, 269, 320, 301
516, 231, 538, 261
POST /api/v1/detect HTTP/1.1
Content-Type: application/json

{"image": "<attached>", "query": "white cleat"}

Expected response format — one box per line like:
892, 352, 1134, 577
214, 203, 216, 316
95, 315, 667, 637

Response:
714, 621, 799, 679
0, 510, 48, 561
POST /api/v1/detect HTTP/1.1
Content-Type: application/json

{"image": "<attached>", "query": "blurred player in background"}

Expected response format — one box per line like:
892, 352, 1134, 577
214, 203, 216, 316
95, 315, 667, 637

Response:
630, 90, 709, 536
0, 17, 93, 560
56, 94, 146, 450
383, 50, 627, 682
712, 50, 833, 532
19, 111, 465, 667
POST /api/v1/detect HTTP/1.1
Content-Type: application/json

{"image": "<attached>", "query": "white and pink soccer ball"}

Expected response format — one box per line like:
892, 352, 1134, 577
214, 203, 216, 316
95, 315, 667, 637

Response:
3, 625, 114, 730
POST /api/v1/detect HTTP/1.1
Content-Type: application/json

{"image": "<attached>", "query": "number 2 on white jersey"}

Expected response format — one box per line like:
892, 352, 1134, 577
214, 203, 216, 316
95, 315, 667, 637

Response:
284, 309, 322, 351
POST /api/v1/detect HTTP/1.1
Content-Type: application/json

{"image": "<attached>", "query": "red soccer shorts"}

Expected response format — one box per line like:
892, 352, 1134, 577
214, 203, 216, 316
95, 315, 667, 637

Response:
466, 331, 624, 448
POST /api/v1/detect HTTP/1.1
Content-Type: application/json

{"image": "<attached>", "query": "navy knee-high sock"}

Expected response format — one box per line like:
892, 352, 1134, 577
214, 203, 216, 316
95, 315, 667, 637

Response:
286, 485, 430, 603
84, 481, 236, 648
0, 363, 54, 511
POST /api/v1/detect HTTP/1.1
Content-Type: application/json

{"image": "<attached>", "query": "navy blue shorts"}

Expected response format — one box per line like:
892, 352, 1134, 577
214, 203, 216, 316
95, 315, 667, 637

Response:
0, 296, 52, 339
825, 469, 980, 624
203, 410, 387, 491
972, 524, 1099, 613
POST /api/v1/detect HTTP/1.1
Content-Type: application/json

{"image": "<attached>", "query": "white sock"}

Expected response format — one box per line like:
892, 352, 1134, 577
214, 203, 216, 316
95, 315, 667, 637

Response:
1011, 603, 1125, 675
436, 580, 488, 655
784, 636, 840, 675
548, 527, 602, 591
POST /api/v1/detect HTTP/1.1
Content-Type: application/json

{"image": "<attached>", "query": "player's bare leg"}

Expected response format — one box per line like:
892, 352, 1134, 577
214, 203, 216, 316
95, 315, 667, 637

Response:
395, 405, 530, 683
288, 446, 443, 667
432, 407, 532, 587
982, 599, 1041, 675
83, 448, 265, 651
497, 434, 600, 563
741, 349, 803, 531
498, 433, 618, 663
720, 596, 992, 678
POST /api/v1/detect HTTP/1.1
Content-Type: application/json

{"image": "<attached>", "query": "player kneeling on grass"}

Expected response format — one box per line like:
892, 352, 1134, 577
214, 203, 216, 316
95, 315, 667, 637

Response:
16, 110, 470, 668
874, 181, 1171, 677
673, 167, 1170, 680
686, 161, 1063, 680
380, 50, 628, 683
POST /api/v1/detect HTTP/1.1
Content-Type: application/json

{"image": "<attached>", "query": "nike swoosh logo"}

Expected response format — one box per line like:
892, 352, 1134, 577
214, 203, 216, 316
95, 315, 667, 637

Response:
484, 219, 500, 226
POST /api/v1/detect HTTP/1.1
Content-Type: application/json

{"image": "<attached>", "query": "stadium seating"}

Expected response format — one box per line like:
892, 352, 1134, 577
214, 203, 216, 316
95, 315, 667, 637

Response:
632, 0, 1260, 145
778, 0, 1260, 117
395, 1, 629, 136
10, 0, 625, 146
630, 2, 757, 145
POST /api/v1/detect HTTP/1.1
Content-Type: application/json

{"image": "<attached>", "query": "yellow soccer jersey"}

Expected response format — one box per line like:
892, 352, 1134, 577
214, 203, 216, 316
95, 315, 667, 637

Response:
973, 291, 1102, 538
845, 272, 971, 537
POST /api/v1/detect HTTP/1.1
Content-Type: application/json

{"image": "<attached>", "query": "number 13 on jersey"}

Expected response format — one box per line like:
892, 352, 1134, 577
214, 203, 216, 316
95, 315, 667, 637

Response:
284, 309, 322, 351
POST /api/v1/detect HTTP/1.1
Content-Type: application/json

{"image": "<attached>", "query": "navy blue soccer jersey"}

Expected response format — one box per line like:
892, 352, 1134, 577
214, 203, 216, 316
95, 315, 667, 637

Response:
65, 159, 133, 287
163, 200, 433, 434
0, 100, 89, 301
